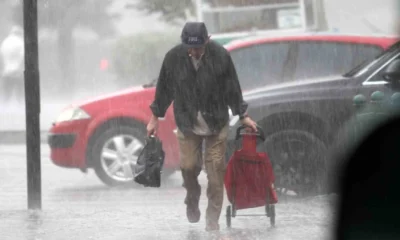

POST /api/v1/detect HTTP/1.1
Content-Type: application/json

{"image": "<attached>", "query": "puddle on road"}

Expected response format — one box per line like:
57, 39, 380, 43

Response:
0, 195, 335, 240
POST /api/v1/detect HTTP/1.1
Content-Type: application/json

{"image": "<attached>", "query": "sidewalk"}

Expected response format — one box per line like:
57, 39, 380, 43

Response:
0, 144, 337, 240
0, 85, 126, 144
0, 130, 48, 144
0, 195, 337, 240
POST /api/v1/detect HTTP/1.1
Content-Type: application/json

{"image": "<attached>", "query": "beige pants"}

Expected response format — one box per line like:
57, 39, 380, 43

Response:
177, 124, 228, 225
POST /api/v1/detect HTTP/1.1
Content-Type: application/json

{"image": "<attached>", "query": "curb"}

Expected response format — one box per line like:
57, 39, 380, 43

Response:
0, 131, 48, 145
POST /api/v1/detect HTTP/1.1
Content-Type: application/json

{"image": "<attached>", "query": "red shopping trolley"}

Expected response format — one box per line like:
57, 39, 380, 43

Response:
224, 125, 278, 228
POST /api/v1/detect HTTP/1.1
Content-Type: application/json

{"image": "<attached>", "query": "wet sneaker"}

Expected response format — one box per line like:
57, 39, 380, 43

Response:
185, 197, 200, 223
187, 206, 200, 223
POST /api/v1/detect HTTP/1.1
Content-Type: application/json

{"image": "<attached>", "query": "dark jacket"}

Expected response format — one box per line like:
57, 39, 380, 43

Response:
150, 40, 248, 135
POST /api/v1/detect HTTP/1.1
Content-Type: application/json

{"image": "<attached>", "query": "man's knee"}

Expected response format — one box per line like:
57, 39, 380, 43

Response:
205, 125, 228, 159
178, 130, 203, 171
179, 146, 203, 170
181, 161, 201, 171
204, 141, 227, 170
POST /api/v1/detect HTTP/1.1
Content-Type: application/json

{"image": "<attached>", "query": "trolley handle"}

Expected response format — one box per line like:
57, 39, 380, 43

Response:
235, 125, 265, 142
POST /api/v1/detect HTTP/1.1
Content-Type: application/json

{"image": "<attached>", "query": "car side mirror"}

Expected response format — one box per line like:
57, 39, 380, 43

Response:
383, 59, 400, 83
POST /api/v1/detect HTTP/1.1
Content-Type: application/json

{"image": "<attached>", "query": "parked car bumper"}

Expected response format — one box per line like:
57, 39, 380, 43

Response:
48, 119, 91, 169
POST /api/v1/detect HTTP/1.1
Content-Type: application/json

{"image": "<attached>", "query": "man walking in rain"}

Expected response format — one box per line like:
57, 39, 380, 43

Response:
147, 22, 257, 231
0, 25, 24, 103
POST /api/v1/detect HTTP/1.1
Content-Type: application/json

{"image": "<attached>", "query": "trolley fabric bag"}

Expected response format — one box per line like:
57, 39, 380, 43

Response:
224, 126, 278, 210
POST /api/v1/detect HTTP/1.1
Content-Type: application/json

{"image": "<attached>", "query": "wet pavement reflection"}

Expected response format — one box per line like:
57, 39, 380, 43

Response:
0, 145, 336, 240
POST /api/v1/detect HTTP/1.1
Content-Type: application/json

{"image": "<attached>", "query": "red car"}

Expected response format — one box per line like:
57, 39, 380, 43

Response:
48, 33, 398, 186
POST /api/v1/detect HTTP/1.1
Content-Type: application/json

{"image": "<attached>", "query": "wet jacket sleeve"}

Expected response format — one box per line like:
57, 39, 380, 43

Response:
150, 56, 174, 118
224, 53, 248, 117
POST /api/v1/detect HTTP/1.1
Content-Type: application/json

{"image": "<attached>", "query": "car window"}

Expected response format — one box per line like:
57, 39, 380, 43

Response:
352, 44, 384, 65
229, 42, 291, 90
345, 41, 400, 78
366, 53, 400, 82
293, 42, 383, 81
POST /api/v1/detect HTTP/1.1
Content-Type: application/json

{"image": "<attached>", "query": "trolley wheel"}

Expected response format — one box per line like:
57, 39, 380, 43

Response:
265, 204, 270, 217
232, 204, 237, 217
226, 206, 232, 228
269, 205, 276, 227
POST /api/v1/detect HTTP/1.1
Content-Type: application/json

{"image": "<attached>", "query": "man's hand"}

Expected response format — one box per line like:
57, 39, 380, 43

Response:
147, 115, 159, 136
240, 116, 258, 132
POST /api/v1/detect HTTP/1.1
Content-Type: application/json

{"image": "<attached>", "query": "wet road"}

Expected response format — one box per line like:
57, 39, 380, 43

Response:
0, 144, 337, 240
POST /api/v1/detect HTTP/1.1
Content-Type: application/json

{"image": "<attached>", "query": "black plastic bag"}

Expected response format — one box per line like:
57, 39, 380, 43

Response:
133, 135, 165, 187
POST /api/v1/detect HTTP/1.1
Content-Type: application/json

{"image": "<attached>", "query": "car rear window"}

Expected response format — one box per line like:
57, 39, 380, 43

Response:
230, 42, 291, 90
292, 41, 383, 80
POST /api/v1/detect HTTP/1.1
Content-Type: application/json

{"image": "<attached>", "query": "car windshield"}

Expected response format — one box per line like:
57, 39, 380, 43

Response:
343, 41, 400, 78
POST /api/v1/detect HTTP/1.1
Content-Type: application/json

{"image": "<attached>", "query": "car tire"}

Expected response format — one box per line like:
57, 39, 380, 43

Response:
260, 130, 328, 198
90, 124, 175, 187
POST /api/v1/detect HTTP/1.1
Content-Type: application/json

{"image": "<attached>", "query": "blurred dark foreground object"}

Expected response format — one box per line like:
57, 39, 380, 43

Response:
133, 136, 165, 187
328, 91, 397, 193
334, 113, 400, 240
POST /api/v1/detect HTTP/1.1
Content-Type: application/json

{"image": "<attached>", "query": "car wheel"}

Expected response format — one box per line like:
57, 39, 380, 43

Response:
90, 124, 176, 186
90, 125, 146, 186
260, 130, 328, 198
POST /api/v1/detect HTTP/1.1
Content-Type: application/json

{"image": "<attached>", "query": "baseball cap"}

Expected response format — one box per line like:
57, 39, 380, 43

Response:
181, 22, 209, 48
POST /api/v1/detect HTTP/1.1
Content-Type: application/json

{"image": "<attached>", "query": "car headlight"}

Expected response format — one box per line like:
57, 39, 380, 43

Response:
55, 107, 91, 123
